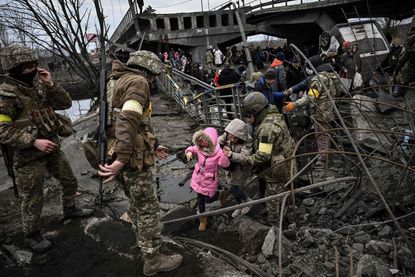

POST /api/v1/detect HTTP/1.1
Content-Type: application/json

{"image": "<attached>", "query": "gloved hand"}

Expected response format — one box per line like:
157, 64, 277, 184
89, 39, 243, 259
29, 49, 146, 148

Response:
185, 152, 193, 161
283, 87, 293, 96
283, 102, 294, 113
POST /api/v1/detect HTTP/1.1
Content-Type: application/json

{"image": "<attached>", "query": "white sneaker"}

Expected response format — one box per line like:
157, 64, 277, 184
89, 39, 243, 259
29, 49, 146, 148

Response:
232, 209, 241, 218
240, 206, 251, 215
240, 198, 252, 215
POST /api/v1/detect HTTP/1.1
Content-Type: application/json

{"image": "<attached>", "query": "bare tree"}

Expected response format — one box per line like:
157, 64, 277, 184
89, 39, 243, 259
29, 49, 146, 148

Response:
0, 0, 108, 90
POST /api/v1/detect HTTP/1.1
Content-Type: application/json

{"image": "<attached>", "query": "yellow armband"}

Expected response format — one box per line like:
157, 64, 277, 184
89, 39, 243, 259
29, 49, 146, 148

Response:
308, 88, 320, 98
122, 100, 143, 115
0, 114, 12, 122
258, 143, 273, 154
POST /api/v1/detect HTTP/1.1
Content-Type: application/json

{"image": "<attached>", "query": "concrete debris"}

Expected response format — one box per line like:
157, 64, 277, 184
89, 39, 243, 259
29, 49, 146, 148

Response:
365, 240, 392, 256
261, 226, 292, 258
351, 94, 393, 154
3, 244, 33, 266
356, 254, 392, 277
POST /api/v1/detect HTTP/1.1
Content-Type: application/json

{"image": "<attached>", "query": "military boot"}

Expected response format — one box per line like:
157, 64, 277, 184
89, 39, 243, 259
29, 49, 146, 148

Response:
143, 253, 183, 276
63, 206, 94, 219
198, 217, 208, 231
25, 232, 53, 252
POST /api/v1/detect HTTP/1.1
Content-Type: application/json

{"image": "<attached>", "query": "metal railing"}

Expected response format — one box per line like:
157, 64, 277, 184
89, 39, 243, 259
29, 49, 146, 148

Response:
157, 70, 249, 130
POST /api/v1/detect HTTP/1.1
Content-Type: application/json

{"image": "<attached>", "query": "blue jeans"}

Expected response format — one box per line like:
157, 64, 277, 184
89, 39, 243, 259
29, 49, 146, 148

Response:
229, 185, 247, 204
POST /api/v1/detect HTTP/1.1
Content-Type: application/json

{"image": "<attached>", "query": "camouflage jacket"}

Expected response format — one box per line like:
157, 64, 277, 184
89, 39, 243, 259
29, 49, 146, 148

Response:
247, 105, 295, 173
108, 60, 152, 165
398, 15, 415, 66
0, 76, 72, 167
292, 72, 341, 122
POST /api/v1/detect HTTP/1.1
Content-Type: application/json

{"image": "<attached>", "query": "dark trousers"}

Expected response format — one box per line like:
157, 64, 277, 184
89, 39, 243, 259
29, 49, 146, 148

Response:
229, 185, 247, 204
197, 191, 219, 213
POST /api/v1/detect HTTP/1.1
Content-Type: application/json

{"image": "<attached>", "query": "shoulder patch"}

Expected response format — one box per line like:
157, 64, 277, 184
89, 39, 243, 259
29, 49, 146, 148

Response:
0, 83, 17, 97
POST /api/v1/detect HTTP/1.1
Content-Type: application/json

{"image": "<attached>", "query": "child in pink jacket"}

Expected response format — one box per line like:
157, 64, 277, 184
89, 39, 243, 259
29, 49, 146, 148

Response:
185, 127, 230, 231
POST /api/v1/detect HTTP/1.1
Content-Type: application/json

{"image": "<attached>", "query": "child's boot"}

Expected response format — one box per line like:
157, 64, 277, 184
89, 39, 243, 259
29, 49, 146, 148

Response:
198, 217, 208, 231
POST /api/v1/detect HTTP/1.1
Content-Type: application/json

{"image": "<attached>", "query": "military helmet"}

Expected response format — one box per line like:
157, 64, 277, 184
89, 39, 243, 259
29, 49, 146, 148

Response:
0, 44, 38, 71
242, 91, 268, 116
127, 50, 163, 75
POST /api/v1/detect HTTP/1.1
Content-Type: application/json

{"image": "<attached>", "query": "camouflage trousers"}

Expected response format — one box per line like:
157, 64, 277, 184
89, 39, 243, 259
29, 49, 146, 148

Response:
120, 168, 162, 257
15, 150, 77, 235
397, 56, 415, 84
314, 120, 331, 165
261, 161, 289, 224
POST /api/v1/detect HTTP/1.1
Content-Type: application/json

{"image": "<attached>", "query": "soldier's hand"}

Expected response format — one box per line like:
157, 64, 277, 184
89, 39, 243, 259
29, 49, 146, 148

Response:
33, 139, 57, 153
98, 160, 125, 183
156, 145, 168, 160
37, 67, 54, 87
223, 146, 232, 158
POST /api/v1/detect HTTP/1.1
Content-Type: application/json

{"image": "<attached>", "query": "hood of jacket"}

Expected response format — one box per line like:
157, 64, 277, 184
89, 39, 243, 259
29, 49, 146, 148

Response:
109, 60, 146, 79
192, 127, 218, 155
271, 59, 283, 68
224, 118, 249, 142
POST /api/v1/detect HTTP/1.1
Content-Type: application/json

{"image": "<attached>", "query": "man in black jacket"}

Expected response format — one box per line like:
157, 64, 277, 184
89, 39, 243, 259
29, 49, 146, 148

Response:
217, 62, 240, 120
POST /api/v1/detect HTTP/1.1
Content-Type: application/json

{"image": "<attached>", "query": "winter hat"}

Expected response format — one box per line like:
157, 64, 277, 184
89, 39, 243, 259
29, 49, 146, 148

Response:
264, 68, 277, 80
276, 52, 285, 61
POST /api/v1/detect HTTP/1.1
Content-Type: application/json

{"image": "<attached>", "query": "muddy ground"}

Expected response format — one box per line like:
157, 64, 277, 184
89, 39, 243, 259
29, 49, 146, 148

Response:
1, 90, 415, 277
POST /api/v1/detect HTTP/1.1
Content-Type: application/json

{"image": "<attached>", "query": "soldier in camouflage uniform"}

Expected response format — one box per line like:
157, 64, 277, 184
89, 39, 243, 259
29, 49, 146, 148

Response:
98, 50, 183, 276
283, 64, 342, 168
243, 92, 296, 225
0, 45, 93, 252
394, 13, 415, 96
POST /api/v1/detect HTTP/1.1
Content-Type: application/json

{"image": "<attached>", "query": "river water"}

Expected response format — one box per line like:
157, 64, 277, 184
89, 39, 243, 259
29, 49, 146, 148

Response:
65, 98, 96, 121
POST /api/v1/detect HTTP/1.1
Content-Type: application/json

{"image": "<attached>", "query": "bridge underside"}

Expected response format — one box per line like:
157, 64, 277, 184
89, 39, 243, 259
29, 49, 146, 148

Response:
110, 0, 415, 63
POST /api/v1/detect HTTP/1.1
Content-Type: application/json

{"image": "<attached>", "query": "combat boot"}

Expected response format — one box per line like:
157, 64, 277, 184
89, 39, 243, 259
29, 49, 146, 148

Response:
198, 216, 208, 231
63, 206, 93, 219
143, 253, 183, 276
25, 232, 52, 252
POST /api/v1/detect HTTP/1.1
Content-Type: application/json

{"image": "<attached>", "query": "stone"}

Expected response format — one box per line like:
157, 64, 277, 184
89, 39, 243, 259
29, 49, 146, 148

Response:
257, 254, 266, 264
398, 246, 415, 271
352, 243, 364, 259
318, 207, 328, 215
302, 198, 315, 207
365, 240, 392, 256
378, 225, 392, 238
353, 232, 371, 244
351, 94, 392, 154
283, 229, 297, 241
3, 244, 33, 266
376, 90, 399, 113
356, 254, 392, 277
324, 261, 335, 270
261, 226, 292, 258
302, 230, 314, 248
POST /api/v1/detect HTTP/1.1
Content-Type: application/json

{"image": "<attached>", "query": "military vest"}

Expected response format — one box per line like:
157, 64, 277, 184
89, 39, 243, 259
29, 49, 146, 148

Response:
0, 82, 61, 138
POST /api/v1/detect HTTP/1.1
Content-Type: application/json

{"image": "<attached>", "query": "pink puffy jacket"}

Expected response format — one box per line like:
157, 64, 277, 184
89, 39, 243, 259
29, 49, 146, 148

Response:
185, 127, 230, 197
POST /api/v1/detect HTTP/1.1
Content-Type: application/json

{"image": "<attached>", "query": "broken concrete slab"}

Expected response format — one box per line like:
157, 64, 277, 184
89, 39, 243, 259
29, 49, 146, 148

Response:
3, 244, 33, 266
261, 226, 292, 258
356, 254, 392, 277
